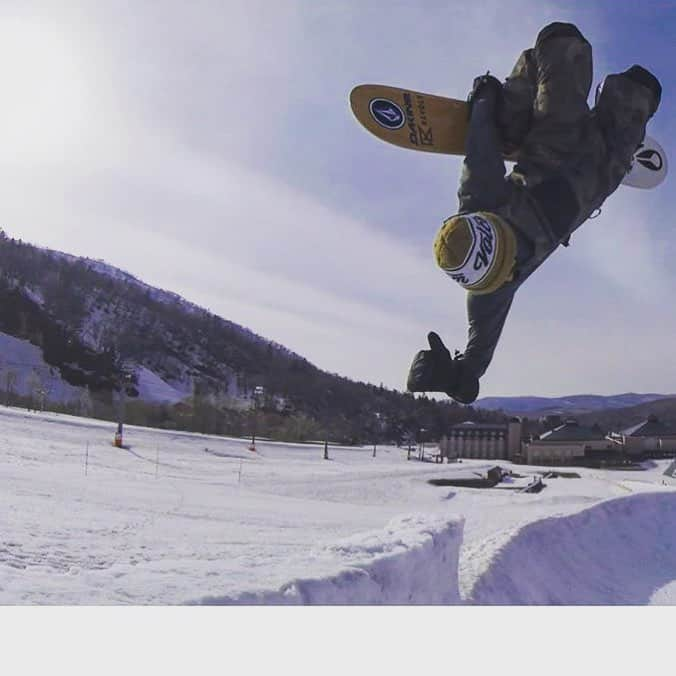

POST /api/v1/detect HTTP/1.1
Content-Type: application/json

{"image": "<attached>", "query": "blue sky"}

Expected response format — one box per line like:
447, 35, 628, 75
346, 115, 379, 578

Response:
0, 0, 674, 397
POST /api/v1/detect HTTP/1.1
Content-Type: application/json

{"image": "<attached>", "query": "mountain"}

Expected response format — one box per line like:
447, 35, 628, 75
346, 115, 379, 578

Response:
475, 393, 675, 418
0, 230, 503, 442
576, 397, 676, 433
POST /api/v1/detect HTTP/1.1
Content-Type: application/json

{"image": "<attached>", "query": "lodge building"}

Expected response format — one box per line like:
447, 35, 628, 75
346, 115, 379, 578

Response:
439, 419, 523, 461
438, 414, 676, 466
524, 419, 619, 465
609, 415, 676, 457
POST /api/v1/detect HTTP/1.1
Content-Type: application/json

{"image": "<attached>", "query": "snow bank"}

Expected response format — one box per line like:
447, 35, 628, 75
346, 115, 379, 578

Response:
135, 366, 187, 404
470, 492, 676, 605
191, 515, 464, 605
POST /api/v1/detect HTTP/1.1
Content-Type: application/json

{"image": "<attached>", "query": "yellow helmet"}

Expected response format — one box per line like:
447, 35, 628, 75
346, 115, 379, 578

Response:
433, 211, 517, 295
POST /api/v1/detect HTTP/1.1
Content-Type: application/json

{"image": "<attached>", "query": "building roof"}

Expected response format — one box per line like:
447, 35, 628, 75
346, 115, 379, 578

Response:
538, 419, 607, 443
621, 415, 675, 438
450, 420, 508, 431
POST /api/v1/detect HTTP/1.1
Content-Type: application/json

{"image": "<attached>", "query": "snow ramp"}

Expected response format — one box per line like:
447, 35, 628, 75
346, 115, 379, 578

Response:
470, 492, 676, 605
191, 515, 464, 605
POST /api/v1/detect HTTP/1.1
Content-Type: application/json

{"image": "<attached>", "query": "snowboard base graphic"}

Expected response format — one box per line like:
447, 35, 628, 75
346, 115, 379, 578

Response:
349, 84, 667, 190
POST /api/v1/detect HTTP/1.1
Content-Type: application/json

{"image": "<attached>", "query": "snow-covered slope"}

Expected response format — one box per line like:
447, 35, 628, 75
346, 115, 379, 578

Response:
0, 332, 81, 403
0, 233, 297, 407
134, 366, 189, 404
0, 330, 187, 406
2, 405, 676, 605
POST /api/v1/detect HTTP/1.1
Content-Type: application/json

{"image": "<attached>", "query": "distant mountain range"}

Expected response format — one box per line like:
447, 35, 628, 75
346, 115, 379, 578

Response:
576, 397, 676, 434
475, 393, 676, 418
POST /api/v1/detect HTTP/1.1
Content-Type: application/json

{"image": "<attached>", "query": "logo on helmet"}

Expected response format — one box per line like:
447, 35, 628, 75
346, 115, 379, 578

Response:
470, 215, 496, 272
369, 98, 405, 130
441, 215, 498, 288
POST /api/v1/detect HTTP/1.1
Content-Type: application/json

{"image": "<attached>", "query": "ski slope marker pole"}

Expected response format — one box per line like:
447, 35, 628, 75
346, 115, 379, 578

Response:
85, 441, 89, 476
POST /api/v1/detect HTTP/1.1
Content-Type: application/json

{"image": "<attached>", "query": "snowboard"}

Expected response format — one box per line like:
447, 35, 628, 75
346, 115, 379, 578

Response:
350, 84, 668, 190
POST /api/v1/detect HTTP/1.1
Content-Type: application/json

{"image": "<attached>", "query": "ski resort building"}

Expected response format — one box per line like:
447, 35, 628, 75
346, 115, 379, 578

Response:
439, 419, 522, 461
524, 419, 618, 465
439, 416, 676, 467
609, 415, 676, 457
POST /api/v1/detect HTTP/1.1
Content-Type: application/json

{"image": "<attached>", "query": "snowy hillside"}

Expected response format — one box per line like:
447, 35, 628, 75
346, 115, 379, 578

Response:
0, 332, 81, 403
0, 231, 487, 444
2, 405, 675, 605
0, 231, 299, 405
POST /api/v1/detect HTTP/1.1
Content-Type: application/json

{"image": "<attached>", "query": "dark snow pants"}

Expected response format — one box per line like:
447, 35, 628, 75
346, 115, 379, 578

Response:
457, 22, 592, 379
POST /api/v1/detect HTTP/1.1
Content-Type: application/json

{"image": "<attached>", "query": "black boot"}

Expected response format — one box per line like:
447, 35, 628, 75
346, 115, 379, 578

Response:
406, 332, 480, 404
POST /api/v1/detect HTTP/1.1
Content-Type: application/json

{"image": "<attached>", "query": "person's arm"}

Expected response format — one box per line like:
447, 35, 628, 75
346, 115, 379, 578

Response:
461, 282, 517, 380
457, 77, 511, 214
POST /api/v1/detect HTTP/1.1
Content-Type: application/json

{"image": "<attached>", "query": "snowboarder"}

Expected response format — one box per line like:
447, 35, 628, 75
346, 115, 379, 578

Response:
406, 22, 662, 404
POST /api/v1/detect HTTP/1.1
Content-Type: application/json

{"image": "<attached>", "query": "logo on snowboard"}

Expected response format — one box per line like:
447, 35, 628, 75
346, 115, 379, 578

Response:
636, 148, 663, 172
369, 98, 405, 130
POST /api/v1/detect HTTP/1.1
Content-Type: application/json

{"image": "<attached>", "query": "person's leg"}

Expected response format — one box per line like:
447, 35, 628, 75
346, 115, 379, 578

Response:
491, 22, 591, 157
532, 22, 593, 126
518, 22, 593, 176
595, 65, 662, 169
461, 22, 593, 201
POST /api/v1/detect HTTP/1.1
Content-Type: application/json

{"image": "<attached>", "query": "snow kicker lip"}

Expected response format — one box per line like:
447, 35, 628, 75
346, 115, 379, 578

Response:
187, 514, 465, 605
469, 492, 676, 605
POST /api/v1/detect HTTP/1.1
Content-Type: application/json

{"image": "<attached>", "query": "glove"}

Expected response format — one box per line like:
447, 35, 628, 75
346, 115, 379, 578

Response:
406, 332, 458, 394
406, 332, 480, 404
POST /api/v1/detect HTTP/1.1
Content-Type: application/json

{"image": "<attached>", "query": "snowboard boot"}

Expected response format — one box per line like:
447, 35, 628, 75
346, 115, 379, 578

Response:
406, 332, 480, 405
